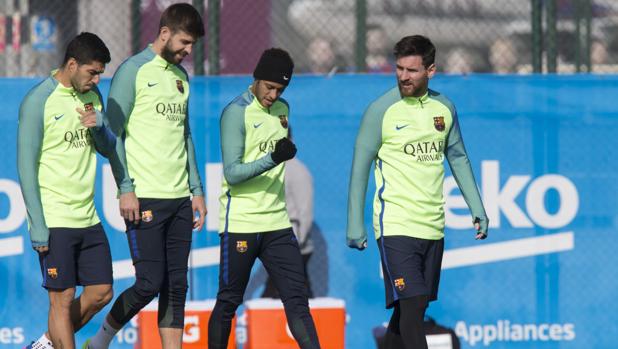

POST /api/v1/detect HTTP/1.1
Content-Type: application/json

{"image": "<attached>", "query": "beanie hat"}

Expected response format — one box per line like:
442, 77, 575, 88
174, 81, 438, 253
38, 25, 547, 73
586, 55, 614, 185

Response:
253, 48, 294, 86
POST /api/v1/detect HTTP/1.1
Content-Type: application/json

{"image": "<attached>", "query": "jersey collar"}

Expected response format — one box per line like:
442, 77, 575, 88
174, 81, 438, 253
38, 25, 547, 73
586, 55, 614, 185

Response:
148, 44, 173, 69
248, 86, 270, 112
50, 69, 78, 96
402, 90, 429, 105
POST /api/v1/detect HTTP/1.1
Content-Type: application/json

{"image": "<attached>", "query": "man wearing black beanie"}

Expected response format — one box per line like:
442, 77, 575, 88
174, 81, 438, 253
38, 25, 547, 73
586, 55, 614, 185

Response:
208, 48, 321, 349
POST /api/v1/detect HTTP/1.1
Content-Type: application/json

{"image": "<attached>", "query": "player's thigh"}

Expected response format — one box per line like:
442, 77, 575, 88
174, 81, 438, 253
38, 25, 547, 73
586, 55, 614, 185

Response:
38, 227, 81, 290
422, 238, 444, 301
165, 198, 193, 272
379, 236, 432, 306
217, 232, 259, 298
259, 228, 308, 300
77, 223, 113, 286
125, 200, 172, 285
126, 199, 170, 263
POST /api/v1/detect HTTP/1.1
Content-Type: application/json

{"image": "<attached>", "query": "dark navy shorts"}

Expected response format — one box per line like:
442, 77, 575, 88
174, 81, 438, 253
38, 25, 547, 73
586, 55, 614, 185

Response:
378, 236, 444, 308
125, 197, 193, 264
38, 223, 113, 289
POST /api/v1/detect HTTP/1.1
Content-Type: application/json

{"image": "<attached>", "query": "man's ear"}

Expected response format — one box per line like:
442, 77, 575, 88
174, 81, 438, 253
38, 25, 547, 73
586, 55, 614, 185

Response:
66, 57, 78, 72
159, 26, 171, 42
427, 63, 436, 79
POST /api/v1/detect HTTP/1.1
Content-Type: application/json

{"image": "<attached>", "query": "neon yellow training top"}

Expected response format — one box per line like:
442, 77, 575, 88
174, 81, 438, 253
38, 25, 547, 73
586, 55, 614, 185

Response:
106, 46, 203, 199
218, 89, 291, 233
18, 72, 115, 247
346, 87, 488, 244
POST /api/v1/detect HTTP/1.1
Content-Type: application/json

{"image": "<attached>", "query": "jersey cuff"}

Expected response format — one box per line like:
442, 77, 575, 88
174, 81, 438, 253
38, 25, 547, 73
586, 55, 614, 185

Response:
191, 188, 204, 196
119, 183, 136, 194
95, 110, 103, 128
31, 240, 49, 248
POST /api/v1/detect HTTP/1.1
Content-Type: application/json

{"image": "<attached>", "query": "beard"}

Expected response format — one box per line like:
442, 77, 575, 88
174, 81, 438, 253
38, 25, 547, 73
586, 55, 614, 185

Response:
398, 79, 426, 97
398, 81, 415, 97
161, 43, 187, 64
71, 77, 91, 94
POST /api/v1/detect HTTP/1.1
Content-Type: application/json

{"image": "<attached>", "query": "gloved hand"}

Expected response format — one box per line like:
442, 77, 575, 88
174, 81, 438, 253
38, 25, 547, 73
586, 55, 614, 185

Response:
270, 137, 297, 164
474, 216, 489, 240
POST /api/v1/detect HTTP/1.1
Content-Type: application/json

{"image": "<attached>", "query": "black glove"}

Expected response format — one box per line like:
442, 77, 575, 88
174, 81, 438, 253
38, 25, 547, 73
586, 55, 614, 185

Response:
271, 137, 297, 164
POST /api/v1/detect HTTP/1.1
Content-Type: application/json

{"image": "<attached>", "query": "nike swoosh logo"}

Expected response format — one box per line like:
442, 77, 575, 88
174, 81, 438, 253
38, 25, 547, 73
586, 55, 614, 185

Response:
147, 82, 158, 87
395, 124, 409, 130
54, 114, 65, 120
253, 123, 263, 128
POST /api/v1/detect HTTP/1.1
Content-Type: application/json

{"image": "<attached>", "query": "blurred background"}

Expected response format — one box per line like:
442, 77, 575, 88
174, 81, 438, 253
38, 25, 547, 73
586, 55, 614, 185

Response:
2, 0, 618, 77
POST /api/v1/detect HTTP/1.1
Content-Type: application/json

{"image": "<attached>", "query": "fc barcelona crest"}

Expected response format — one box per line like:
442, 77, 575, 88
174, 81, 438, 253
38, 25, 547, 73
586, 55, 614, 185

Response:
84, 102, 94, 112
433, 116, 445, 132
394, 277, 406, 291
236, 241, 248, 253
141, 210, 153, 223
47, 268, 58, 279
176, 80, 184, 94
279, 115, 288, 129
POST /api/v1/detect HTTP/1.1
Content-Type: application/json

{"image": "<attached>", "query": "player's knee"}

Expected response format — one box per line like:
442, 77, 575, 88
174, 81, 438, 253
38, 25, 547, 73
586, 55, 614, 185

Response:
82, 285, 113, 311
49, 289, 76, 310
216, 287, 245, 307
399, 296, 429, 323
96, 286, 114, 308
168, 272, 188, 293
282, 295, 310, 315
213, 298, 241, 318
134, 274, 165, 298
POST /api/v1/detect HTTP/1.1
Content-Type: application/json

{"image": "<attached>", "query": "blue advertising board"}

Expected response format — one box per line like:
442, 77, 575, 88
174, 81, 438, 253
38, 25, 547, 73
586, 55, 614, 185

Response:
0, 74, 616, 348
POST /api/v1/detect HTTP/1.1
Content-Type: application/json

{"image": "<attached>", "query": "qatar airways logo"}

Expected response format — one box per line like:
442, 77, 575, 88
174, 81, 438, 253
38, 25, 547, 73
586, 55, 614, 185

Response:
403, 139, 445, 162
258, 139, 278, 153
64, 128, 93, 149
155, 102, 186, 122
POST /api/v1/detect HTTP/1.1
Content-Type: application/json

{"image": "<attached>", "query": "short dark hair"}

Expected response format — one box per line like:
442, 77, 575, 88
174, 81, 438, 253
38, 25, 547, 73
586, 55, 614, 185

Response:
393, 35, 436, 68
62, 32, 111, 66
160, 3, 205, 38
